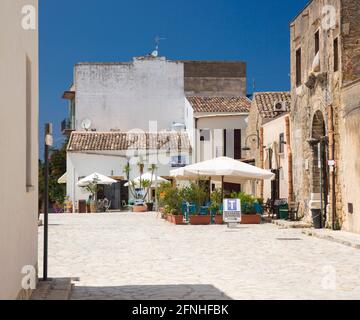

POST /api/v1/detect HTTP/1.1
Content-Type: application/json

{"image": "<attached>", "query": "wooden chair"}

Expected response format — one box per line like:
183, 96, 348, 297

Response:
289, 202, 300, 221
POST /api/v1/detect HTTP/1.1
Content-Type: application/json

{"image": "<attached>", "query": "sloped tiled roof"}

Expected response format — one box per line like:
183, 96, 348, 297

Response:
187, 96, 251, 113
67, 131, 191, 152
253, 92, 291, 119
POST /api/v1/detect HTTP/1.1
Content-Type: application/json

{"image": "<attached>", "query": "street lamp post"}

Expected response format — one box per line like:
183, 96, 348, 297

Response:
43, 123, 53, 281
242, 133, 261, 151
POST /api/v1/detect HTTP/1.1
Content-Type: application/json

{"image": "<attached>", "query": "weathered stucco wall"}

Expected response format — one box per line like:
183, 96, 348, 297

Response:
290, 0, 360, 232
262, 115, 289, 201
67, 150, 190, 206
183, 61, 247, 97
75, 57, 185, 132
341, 0, 360, 85
340, 81, 360, 233
0, 0, 38, 299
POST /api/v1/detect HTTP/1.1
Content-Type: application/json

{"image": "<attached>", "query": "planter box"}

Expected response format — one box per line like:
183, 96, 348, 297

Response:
189, 215, 211, 225
214, 216, 223, 225
133, 205, 147, 213
241, 214, 261, 224
167, 215, 184, 225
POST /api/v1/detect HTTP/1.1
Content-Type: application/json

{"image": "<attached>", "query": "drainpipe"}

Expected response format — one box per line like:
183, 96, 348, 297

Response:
328, 105, 336, 230
259, 127, 264, 198
285, 116, 294, 204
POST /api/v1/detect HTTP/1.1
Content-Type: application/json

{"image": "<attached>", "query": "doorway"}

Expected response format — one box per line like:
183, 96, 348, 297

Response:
311, 111, 329, 227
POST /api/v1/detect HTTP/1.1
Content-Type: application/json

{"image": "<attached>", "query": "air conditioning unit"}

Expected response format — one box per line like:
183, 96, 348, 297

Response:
172, 122, 186, 132
273, 101, 287, 112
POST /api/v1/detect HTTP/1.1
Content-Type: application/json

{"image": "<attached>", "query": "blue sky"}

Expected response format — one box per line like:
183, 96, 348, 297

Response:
39, 0, 309, 152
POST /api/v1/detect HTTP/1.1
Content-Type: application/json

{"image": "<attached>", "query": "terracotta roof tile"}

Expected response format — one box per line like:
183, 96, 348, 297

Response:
253, 92, 291, 119
187, 96, 251, 113
67, 131, 192, 152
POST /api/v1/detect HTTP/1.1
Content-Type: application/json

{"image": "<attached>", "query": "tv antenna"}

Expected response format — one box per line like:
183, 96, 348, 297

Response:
151, 36, 166, 57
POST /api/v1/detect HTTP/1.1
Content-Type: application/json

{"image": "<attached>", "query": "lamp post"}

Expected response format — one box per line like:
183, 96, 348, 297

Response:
43, 123, 53, 281
242, 133, 261, 151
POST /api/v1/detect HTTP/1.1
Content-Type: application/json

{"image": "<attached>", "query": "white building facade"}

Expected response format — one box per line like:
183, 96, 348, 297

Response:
0, 0, 39, 299
62, 57, 248, 209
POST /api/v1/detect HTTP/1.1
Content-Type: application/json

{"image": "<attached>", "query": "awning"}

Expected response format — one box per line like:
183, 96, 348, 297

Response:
57, 172, 67, 184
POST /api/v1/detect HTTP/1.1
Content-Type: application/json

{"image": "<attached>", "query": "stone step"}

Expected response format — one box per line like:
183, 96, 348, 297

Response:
272, 219, 312, 229
30, 278, 73, 300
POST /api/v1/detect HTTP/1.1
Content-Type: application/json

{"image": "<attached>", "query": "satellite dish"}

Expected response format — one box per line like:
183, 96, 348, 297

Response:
151, 50, 158, 58
81, 119, 92, 131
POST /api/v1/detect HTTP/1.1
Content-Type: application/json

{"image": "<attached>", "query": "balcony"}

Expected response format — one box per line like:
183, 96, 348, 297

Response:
61, 118, 74, 135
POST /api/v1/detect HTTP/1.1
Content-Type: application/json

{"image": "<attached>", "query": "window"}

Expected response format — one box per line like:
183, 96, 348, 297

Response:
279, 133, 285, 154
26, 56, 33, 191
296, 48, 302, 86
223, 129, 227, 156
234, 129, 242, 160
334, 37, 339, 72
315, 31, 320, 55
171, 155, 187, 168
200, 129, 210, 142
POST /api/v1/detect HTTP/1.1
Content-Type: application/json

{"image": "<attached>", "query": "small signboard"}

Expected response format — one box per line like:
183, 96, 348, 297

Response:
223, 198, 241, 224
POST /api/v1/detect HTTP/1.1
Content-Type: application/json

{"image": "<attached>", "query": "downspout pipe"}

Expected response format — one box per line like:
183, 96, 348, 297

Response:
259, 127, 264, 199
285, 116, 294, 204
328, 105, 336, 230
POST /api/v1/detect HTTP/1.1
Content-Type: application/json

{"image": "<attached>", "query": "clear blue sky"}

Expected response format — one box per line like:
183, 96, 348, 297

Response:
39, 0, 309, 153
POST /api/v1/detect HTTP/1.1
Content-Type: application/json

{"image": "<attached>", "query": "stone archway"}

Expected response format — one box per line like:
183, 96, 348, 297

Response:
309, 110, 329, 226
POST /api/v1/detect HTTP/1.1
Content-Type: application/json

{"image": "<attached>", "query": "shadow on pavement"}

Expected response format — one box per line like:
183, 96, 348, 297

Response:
70, 284, 232, 300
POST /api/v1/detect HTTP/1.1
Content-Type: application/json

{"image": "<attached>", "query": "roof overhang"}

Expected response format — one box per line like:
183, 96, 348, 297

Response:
62, 91, 75, 100
194, 112, 249, 119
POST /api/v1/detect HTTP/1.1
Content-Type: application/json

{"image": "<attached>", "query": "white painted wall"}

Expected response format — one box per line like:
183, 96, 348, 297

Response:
75, 57, 185, 132
184, 98, 196, 163
262, 115, 289, 201
0, 0, 38, 299
67, 150, 191, 208
195, 115, 248, 162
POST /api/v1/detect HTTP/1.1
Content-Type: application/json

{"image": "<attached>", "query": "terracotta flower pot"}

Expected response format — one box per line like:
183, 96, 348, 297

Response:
133, 205, 147, 213
214, 215, 223, 225
171, 215, 184, 225
241, 214, 261, 224
189, 215, 211, 225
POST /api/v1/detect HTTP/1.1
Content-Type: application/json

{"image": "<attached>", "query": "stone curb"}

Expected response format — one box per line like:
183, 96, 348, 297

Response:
271, 219, 312, 229
30, 278, 73, 300
302, 229, 360, 250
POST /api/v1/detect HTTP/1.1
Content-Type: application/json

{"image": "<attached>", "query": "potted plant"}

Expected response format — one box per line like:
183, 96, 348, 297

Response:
184, 183, 211, 225
210, 189, 223, 224
189, 214, 211, 225
124, 160, 158, 213
146, 202, 154, 211
231, 192, 261, 224
159, 186, 184, 224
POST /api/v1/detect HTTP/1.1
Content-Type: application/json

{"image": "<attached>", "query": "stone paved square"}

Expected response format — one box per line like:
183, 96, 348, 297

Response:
38, 212, 360, 300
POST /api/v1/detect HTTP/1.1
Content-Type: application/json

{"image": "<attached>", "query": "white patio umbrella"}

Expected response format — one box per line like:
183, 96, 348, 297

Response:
124, 172, 168, 187
77, 172, 117, 187
170, 156, 275, 199
57, 172, 67, 184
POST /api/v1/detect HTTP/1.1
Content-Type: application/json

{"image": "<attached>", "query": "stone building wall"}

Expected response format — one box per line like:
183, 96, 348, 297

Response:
290, 0, 360, 232
290, 0, 342, 225
338, 0, 360, 233
243, 100, 262, 197
183, 61, 247, 97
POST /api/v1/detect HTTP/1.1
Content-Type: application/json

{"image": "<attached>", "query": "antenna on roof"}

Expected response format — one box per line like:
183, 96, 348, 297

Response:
151, 35, 166, 57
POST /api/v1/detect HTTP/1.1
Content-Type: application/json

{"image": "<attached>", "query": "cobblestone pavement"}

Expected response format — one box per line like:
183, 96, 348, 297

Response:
38, 213, 360, 300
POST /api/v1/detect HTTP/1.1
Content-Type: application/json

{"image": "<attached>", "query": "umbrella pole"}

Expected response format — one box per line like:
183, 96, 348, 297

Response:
221, 176, 224, 202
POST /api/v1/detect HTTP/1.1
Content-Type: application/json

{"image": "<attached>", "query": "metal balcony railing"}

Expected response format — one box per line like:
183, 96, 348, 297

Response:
61, 118, 74, 134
